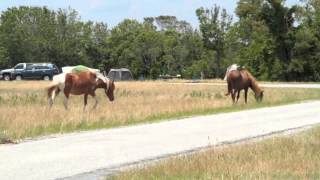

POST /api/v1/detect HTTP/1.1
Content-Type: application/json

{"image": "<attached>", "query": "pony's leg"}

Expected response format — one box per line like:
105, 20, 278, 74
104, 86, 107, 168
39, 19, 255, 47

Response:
63, 96, 69, 110
91, 92, 98, 110
48, 91, 54, 108
83, 94, 88, 111
63, 92, 70, 110
231, 89, 236, 104
55, 88, 61, 97
244, 88, 248, 104
236, 90, 241, 103
63, 82, 72, 110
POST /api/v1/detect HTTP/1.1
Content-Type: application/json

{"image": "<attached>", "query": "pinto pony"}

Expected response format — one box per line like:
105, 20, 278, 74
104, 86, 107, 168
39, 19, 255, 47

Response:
47, 71, 115, 110
225, 69, 263, 104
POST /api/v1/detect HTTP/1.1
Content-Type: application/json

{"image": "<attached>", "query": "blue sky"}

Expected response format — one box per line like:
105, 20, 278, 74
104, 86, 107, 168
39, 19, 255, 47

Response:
0, 0, 302, 28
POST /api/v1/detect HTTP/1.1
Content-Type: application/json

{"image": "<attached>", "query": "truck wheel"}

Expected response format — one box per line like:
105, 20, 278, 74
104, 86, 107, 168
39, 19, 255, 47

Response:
15, 75, 22, 81
3, 74, 11, 81
43, 75, 50, 81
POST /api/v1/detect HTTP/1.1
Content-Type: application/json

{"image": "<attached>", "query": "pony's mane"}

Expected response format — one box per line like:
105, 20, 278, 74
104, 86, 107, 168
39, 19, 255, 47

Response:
95, 72, 111, 91
243, 69, 255, 81
242, 69, 261, 93
95, 72, 109, 83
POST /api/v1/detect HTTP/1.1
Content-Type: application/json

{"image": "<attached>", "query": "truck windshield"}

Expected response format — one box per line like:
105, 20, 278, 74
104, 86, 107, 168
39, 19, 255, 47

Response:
14, 64, 24, 69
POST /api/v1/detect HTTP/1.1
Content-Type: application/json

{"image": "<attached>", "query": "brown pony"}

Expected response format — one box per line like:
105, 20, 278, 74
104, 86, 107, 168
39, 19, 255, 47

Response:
47, 71, 115, 110
225, 69, 263, 104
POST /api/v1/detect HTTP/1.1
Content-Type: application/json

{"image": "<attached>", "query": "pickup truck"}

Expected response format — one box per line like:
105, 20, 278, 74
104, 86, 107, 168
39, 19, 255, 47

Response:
0, 63, 59, 81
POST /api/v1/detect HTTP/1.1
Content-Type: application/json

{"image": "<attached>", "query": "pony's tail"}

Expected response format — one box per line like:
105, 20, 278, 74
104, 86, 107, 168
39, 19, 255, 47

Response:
46, 83, 60, 107
47, 85, 56, 98
225, 80, 231, 96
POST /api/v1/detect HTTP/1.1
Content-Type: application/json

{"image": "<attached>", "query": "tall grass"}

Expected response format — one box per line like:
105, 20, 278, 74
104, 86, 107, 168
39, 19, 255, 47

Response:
111, 126, 320, 180
0, 81, 319, 140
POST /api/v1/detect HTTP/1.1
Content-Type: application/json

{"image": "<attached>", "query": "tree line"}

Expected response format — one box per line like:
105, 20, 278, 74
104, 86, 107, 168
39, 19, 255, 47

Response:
0, 0, 319, 81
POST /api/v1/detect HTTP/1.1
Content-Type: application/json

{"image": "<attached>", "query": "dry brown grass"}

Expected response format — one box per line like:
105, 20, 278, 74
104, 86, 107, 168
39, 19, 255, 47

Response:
111, 126, 320, 180
0, 81, 319, 140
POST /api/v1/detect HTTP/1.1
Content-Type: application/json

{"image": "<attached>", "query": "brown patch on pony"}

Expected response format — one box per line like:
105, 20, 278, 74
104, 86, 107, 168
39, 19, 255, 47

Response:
225, 69, 263, 104
64, 72, 97, 95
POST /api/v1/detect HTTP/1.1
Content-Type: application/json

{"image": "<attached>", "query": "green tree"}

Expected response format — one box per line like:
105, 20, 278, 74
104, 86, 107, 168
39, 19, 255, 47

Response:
0, 6, 99, 68
290, 0, 320, 81
261, 0, 298, 80
196, 5, 232, 78
234, 0, 278, 80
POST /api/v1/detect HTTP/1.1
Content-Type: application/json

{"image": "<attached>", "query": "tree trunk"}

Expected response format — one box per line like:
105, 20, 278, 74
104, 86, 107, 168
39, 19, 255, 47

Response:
216, 50, 221, 78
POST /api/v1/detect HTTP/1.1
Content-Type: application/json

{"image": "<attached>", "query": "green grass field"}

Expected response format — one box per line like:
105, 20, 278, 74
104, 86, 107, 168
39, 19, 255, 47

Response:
0, 81, 320, 143
110, 126, 320, 180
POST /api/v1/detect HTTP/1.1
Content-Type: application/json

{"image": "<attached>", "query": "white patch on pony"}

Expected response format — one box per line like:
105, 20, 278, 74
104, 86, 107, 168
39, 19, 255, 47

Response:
96, 72, 110, 90
52, 73, 67, 90
224, 64, 240, 81
95, 72, 107, 83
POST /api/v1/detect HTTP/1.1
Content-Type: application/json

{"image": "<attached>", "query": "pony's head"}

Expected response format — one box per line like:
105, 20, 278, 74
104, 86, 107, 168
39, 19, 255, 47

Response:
105, 80, 115, 101
96, 73, 115, 102
254, 90, 264, 103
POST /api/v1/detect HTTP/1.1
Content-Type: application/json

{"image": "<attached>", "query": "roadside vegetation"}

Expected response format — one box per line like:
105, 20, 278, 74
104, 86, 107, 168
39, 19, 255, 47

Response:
111, 126, 320, 180
0, 81, 320, 142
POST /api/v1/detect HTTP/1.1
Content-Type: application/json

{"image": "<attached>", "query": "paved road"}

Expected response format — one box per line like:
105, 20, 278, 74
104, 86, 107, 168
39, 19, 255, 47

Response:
260, 83, 320, 89
1, 101, 320, 180
181, 82, 320, 89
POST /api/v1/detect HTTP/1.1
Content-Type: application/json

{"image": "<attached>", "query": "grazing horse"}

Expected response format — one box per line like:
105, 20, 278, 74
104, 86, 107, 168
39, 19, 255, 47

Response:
225, 69, 263, 104
47, 71, 115, 110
